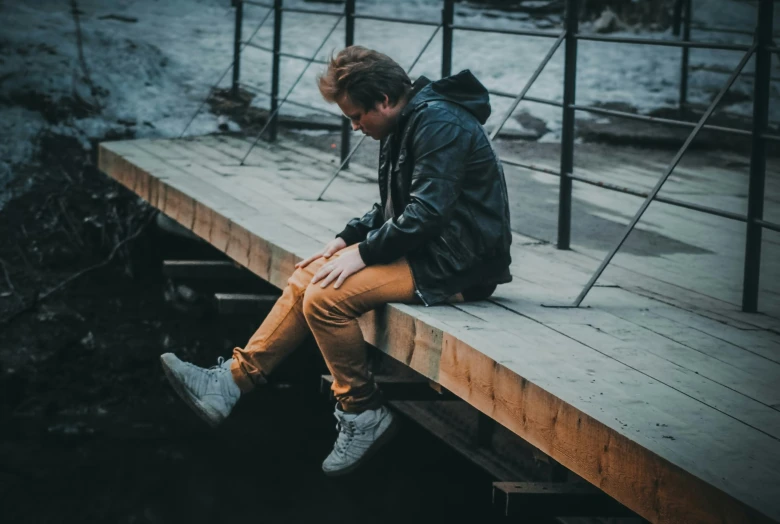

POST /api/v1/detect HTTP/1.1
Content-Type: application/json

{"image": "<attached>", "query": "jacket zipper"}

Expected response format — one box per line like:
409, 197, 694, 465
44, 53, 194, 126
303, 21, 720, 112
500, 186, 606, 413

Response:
407, 263, 429, 306
415, 289, 429, 307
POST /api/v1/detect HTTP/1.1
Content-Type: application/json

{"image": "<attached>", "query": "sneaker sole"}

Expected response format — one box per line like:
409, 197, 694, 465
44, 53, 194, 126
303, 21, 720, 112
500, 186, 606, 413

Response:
160, 354, 224, 428
322, 412, 401, 477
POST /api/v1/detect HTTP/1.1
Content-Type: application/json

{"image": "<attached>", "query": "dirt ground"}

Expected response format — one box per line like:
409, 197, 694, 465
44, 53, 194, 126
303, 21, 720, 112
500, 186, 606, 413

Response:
0, 131, 514, 523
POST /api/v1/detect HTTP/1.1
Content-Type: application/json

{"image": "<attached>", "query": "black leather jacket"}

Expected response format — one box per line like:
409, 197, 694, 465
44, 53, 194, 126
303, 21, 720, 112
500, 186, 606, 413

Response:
336, 70, 512, 306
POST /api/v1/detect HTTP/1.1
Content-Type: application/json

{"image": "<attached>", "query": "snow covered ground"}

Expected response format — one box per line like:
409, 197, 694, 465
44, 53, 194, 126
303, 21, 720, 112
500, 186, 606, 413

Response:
238, 0, 779, 137
1, 0, 777, 207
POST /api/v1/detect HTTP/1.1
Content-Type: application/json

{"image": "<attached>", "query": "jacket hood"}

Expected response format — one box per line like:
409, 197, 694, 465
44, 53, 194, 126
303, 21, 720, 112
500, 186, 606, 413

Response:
402, 70, 491, 125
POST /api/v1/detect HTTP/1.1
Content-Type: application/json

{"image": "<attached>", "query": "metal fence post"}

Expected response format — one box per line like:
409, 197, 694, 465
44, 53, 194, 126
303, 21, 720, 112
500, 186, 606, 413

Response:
672, 0, 683, 37
742, 0, 773, 313
442, 0, 454, 78
557, 0, 578, 250
232, 0, 243, 98
269, 0, 283, 141
679, 0, 692, 110
341, 0, 356, 167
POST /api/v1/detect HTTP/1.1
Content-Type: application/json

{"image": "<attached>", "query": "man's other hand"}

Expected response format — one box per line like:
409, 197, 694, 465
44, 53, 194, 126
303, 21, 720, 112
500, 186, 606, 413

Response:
310, 248, 366, 290
296, 237, 348, 270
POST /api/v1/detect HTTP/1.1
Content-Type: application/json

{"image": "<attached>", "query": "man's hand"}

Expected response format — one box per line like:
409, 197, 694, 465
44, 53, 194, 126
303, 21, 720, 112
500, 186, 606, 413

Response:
296, 237, 347, 270
310, 248, 366, 289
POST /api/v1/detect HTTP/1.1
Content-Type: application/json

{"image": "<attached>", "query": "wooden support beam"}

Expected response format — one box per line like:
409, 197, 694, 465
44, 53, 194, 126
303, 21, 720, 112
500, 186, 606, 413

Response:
213, 293, 279, 316
320, 374, 458, 402
475, 412, 497, 448
163, 260, 252, 280
156, 211, 201, 241
492, 482, 635, 518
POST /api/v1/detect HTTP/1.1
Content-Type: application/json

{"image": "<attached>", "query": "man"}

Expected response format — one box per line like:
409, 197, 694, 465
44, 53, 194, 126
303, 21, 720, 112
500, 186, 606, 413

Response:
160, 46, 512, 476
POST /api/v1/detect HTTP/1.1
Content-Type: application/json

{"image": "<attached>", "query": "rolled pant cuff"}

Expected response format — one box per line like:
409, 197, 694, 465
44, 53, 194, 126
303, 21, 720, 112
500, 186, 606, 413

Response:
338, 384, 384, 414
230, 358, 266, 394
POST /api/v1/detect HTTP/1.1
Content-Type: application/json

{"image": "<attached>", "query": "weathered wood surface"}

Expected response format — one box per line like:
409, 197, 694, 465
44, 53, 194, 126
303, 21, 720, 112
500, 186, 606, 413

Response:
504, 148, 780, 318
99, 134, 780, 524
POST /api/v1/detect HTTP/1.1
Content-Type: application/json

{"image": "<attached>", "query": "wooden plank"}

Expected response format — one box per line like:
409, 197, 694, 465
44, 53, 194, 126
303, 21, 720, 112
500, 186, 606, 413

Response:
278, 136, 779, 329
646, 304, 780, 366
203, 133, 377, 182
393, 400, 525, 482
437, 300, 779, 524
594, 287, 780, 373
131, 139, 340, 245
492, 481, 635, 518
495, 251, 780, 386
128, 139, 325, 240
146, 136, 774, 410
566, 183, 780, 317
514, 150, 780, 320
100, 141, 320, 290
148, 136, 780, 406
162, 260, 251, 280
320, 374, 456, 401
213, 293, 279, 316
98, 138, 780, 524
483, 285, 780, 438
152, 137, 385, 259
517, 238, 780, 332
362, 286, 780, 520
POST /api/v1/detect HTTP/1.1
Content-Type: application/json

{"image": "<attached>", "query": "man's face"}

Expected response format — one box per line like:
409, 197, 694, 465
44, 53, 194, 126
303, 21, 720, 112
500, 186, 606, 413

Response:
336, 93, 401, 141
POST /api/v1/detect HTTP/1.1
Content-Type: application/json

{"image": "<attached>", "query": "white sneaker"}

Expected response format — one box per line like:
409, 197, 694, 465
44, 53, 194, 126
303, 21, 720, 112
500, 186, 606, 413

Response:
322, 404, 399, 476
160, 353, 241, 427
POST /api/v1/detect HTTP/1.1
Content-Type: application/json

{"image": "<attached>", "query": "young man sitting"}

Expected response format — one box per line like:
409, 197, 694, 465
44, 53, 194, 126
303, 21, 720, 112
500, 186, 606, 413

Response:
160, 45, 512, 476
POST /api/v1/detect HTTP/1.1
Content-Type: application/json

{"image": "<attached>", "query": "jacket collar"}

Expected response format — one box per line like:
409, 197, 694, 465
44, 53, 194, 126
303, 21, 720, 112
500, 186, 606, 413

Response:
394, 76, 432, 132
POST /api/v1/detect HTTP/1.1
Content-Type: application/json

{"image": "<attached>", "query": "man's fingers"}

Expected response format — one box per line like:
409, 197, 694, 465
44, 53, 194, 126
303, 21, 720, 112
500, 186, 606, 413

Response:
320, 268, 342, 288
333, 271, 350, 289
311, 266, 327, 284
296, 250, 324, 269
312, 261, 335, 284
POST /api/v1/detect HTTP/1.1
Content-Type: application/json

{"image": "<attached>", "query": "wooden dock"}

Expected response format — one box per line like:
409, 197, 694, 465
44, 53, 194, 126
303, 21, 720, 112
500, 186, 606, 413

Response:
99, 133, 780, 524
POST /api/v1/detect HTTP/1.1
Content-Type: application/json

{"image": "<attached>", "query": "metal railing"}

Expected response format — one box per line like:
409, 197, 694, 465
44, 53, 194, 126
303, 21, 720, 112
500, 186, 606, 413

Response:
226, 0, 776, 313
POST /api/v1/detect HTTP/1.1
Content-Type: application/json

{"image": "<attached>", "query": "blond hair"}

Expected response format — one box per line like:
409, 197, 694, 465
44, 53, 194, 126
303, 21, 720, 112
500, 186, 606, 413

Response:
318, 46, 411, 110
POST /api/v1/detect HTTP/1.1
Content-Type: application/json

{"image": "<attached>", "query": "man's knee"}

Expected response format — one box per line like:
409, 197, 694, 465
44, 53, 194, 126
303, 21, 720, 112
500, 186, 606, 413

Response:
302, 283, 335, 322
287, 264, 317, 294
303, 281, 361, 323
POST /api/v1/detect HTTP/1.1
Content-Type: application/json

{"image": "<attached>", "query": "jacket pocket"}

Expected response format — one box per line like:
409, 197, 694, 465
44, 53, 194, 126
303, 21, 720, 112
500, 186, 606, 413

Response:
435, 227, 477, 271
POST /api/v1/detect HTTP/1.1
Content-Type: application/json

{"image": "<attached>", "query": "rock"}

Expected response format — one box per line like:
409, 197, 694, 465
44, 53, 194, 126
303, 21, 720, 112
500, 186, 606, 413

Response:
592, 8, 627, 34
80, 331, 96, 350
513, 111, 550, 140
492, 111, 550, 141
47, 422, 95, 438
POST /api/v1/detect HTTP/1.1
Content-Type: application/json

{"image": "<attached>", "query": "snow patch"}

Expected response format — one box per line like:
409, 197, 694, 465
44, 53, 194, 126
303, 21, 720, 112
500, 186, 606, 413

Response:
1, 0, 776, 202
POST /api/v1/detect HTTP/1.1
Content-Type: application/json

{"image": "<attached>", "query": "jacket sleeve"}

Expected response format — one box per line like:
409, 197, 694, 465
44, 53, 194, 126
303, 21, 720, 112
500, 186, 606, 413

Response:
336, 203, 386, 246
357, 118, 470, 266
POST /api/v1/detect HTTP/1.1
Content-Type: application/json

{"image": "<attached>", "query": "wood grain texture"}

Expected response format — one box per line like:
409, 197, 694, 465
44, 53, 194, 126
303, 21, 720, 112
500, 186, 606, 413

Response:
98, 136, 780, 524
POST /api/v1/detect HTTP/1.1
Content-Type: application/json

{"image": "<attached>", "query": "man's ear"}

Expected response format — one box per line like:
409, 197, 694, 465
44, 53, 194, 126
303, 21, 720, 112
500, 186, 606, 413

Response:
380, 93, 391, 110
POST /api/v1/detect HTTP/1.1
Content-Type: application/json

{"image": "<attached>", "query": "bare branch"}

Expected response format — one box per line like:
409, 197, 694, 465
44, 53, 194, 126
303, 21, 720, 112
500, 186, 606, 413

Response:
1, 212, 156, 325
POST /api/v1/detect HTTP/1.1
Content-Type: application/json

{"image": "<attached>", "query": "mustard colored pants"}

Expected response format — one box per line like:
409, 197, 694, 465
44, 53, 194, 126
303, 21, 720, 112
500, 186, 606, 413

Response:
230, 244, 417, 413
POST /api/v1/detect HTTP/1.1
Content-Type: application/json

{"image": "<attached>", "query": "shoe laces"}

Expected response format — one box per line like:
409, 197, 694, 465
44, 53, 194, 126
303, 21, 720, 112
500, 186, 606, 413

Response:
333, 415, 358, 455
196, 357, 230, 382
211, 356, 230, 371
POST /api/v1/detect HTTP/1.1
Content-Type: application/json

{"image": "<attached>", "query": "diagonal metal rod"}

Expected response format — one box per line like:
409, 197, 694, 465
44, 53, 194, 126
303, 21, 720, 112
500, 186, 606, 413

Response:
179, 7, 273, 138
317, 134, 369, 200
489, 30, 565, 141
316, 24, 442, 201
240, 15, 344, 165
569, 43, 758, 308
407, 24, 442, 72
